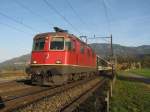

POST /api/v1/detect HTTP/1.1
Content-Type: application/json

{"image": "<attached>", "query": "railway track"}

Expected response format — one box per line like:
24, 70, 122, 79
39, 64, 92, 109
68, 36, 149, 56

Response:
0, 80, 43, 100
0, 85, 54, 103
15, 77, 106, 112
61, 78, 107, 112
0, 79, 37, 95
0, 80, 53, 111
0, 77, 103, 112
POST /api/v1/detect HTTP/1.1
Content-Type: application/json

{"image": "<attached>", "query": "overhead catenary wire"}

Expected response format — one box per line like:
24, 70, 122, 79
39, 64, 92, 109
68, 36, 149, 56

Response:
88, 36, 110, 43
0, 22, 34, 35
65, 0, 95, 37
90, 0, 112, 44
43, 0, 82, 35
65, 0, 88, 28
97, 0, 114, 58
0, 11, 39, 33
101, 0, 111, 34
14, 0, 55, 28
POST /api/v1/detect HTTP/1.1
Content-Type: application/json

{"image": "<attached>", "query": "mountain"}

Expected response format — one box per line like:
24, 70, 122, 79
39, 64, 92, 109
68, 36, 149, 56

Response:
90, 44, 150, 58
0, 44, 150, 70
0, 54, 30, 71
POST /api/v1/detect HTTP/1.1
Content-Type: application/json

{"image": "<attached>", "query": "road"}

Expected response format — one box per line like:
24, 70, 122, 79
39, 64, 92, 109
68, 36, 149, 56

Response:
118, 73, 150, 84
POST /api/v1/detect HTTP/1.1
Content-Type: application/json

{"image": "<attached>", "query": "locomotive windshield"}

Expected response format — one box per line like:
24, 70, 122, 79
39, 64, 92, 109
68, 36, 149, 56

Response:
50, 37, 64, 50
33, 38, 45, 51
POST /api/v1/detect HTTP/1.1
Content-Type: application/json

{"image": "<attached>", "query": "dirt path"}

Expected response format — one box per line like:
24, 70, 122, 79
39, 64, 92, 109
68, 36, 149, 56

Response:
118, 72, 150, 84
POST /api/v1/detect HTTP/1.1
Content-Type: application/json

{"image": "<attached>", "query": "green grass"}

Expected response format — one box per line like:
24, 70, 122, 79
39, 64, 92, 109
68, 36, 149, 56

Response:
110, 75, 150, 112
128, 69, 150, 78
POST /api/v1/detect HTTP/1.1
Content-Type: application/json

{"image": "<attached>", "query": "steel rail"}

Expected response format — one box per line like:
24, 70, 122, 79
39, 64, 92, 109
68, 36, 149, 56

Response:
0, 77, 100, 112
61, 78, 107, 112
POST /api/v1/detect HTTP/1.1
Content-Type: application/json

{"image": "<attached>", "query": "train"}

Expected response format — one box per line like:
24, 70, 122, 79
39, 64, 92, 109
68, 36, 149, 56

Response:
26, 27, 112, 85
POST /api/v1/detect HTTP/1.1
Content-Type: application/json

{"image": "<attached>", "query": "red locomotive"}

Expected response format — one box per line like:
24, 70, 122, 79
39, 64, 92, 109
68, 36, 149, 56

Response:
27, 27, 110, 85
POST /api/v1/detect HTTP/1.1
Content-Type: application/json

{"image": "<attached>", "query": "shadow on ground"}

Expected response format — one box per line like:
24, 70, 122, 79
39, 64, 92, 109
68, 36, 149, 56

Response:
100, 72, 115, 79
16, 79, 32, 85
0, 97, 5, 109
117, 75, 150, 84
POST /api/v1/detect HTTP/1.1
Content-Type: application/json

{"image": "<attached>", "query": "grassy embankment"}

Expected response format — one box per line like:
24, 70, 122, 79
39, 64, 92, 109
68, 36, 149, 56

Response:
110, 69, 150, 112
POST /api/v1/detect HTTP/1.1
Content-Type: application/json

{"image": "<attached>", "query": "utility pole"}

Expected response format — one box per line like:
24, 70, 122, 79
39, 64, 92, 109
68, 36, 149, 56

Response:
110, 34, 114, 77
88, 34, 113, 58
110, 34, 113, 57
88, 34, 114, 76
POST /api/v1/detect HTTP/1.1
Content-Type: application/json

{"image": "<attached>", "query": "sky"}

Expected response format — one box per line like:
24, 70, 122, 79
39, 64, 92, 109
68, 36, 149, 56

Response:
0, 0, 150, 62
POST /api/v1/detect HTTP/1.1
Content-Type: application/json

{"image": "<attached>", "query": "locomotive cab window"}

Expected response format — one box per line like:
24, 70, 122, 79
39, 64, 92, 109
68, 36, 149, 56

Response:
50, 37, 64, 50
33, 38, 45, 51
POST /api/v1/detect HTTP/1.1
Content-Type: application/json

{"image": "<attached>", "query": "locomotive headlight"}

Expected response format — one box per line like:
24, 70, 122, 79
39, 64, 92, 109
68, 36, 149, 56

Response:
33, 61, 37, 64
55, 60, 62, 64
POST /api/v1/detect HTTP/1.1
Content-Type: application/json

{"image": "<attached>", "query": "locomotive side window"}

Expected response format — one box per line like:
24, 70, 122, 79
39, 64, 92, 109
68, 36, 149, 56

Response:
33, 38, 45, 51
80, 44, 84, 54
65, 39, 76, 51
65, 38, 72, 51
72, 40, 76, 51
50, 37, 64, 50
87, 48, 90, 56
92, 51, 95, 57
